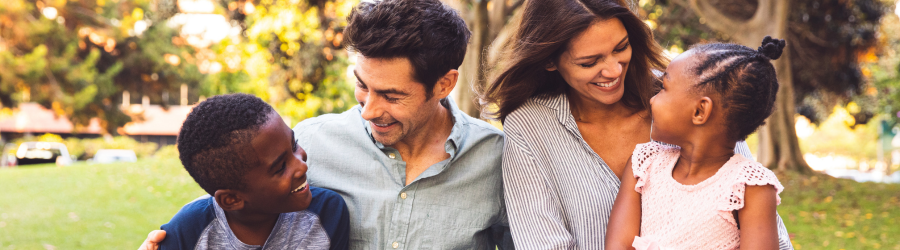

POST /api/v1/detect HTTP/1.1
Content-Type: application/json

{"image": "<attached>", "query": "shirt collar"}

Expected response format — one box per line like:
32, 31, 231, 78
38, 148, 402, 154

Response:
361, 97, 464, 157
536, 93, 580, 135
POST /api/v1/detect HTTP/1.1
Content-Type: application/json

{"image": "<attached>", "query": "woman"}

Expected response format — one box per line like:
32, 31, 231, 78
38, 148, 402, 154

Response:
480, 0, 792, 249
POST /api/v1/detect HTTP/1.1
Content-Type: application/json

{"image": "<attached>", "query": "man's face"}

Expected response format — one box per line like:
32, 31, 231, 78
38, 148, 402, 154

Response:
237, 113, 312, 214
353, 56, 440, 146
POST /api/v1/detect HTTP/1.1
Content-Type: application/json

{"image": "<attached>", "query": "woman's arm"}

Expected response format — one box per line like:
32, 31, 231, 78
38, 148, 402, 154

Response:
738, 185, 779, 250
502, 135, 575, 249
605, 158, 642, 250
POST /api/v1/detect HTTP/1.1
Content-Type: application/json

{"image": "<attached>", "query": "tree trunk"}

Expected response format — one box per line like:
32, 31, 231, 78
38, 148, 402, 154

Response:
689, 0, 813, 173
456, 0, 490, 118
450, 0, 523, 118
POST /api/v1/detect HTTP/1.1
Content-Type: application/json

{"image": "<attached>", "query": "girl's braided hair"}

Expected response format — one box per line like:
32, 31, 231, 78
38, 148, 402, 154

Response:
690, 36, 786, 141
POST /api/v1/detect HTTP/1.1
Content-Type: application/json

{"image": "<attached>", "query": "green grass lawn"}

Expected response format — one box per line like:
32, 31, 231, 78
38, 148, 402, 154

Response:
777, 171, 900, 250
0, 158, 206, 249
0, 159, 898, 249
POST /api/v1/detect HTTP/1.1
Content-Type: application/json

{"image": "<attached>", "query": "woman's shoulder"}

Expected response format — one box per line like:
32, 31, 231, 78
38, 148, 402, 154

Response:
505, 95, 562, 124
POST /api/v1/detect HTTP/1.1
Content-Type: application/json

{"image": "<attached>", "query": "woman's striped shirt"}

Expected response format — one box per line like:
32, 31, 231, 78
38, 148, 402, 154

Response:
502, 93, 793, 249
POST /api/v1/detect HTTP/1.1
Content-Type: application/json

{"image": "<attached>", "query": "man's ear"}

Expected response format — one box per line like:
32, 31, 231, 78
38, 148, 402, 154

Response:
214, 190, 245, 211
432, 69, 458, 100
692, 96, 714, 125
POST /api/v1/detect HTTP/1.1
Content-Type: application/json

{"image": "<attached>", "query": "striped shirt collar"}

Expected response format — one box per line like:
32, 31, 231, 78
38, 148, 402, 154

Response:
534, 93, 582, 137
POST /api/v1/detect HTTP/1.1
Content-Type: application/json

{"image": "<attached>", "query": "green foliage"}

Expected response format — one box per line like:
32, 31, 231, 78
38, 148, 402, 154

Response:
77, 137, 158, 160
154, 144, 179, 160
200, 0, 358, 124
0, 158, 206, 249
866, 12, 900, 125
777, 171, 900, 250
0, 0, 202, 134
800, 107, 880, 160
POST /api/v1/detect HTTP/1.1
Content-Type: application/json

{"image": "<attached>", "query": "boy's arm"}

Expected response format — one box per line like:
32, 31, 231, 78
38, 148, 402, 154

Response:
738, 185, 779, 250
605, 158, 642, 250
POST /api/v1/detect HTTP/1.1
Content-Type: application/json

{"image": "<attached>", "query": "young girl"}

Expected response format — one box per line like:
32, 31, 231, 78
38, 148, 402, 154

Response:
605, 37, 787, 250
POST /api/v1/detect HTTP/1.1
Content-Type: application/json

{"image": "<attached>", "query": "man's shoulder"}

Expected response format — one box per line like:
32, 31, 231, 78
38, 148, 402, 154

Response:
159, 196, 217, 249
454, 109, 504, 138
294, 106, 362, 133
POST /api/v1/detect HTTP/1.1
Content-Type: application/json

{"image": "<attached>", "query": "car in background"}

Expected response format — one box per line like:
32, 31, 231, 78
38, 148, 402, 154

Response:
91, 149, 137, 164
1, 143, 17, 167
15, 142, 74, 166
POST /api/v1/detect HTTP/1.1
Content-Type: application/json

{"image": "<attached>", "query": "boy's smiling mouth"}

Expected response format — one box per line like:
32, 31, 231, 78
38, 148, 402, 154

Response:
291, 179, 309, 194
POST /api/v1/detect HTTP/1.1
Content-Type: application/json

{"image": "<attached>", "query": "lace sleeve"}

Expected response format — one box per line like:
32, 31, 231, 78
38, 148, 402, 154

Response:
719, 158, 785, 225
631, 142, 664, 194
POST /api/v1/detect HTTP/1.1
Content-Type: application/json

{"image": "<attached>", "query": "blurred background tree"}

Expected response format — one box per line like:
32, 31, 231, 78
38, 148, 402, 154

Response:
640, 0, 893, 173
0, 0, 203, 134
153, 0, 357, 125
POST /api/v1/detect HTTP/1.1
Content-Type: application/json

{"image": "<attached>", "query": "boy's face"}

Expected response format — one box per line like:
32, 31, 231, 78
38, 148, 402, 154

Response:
235, 113, 312, 214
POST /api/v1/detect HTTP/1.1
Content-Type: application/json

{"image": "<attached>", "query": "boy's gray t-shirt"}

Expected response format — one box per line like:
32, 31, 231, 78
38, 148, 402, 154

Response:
196, 197, 330, 250
159, 187, 351, 250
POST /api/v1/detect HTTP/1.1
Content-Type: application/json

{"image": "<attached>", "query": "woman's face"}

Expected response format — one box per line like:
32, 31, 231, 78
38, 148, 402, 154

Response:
550, 17, 631, 106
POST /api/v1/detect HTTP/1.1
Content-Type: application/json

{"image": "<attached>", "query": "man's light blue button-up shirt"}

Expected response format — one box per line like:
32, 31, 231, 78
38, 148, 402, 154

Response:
293, 98, 511, 249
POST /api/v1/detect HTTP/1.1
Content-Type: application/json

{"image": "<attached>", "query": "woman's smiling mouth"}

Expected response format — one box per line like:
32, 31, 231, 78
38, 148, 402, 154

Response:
591, 77, 619, 88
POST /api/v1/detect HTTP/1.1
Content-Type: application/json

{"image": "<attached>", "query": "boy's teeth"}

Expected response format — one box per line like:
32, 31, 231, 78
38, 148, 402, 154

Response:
292, 181, 308, 193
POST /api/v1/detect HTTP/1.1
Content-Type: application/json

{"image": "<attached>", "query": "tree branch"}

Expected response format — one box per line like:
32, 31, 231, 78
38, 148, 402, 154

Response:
752, 0, 790, 36
687, 0, 747, 37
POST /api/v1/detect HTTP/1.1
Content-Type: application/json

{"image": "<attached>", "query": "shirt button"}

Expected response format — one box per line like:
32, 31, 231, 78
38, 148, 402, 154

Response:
389, 153, 396, 159
400, 192, 407, 199
392, 242, 399, 248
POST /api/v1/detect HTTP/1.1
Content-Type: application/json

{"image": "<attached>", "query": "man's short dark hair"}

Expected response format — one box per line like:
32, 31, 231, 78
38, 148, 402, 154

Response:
344, 0, 470, 99
177, 93, 275, 195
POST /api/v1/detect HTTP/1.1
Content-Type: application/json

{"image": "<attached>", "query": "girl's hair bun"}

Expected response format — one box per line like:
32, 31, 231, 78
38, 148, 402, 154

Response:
757, 36, 786, 60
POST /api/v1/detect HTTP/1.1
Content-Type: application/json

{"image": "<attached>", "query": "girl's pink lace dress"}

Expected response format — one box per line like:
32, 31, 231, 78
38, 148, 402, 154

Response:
630, 142, 784, 250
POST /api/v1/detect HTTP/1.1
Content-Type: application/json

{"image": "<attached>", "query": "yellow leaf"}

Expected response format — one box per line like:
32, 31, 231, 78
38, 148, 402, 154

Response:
132, 8, 144, 20
825, 196, 833, 203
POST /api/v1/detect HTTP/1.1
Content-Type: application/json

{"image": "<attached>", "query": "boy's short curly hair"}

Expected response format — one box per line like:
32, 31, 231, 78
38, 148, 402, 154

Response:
344, 0, 470, 99
177, 93, 275, 195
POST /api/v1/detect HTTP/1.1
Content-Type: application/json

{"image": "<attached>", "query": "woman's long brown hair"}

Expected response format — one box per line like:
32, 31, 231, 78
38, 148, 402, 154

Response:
480, 0, 668, 122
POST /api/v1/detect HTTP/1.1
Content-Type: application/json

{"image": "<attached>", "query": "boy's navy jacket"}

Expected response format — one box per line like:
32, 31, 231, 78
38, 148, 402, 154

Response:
159, 187, 350, 250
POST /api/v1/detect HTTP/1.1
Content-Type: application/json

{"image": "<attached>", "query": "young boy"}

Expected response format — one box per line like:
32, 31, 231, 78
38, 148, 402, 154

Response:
158, 93, 349, 250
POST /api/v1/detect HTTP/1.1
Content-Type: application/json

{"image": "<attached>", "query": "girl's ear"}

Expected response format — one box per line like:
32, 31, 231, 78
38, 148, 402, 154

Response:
692, 96, 714, 125
214, 190, 245, 211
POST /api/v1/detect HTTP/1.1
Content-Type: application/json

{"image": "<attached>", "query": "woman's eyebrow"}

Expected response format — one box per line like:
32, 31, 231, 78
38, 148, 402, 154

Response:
573, 36, 629, 60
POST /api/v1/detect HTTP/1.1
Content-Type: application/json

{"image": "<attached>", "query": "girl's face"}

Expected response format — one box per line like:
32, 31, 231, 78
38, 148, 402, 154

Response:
550, 18, 632, 106
649, 51, 700, 144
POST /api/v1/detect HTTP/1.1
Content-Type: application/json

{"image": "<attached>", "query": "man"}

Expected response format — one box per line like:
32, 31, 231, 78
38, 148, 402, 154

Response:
140, 0, 511, 249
